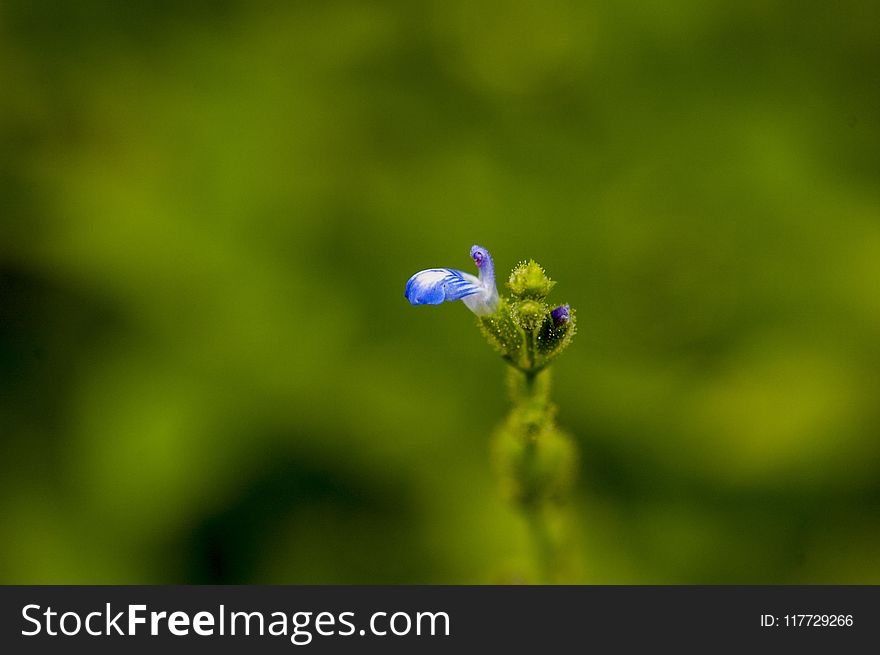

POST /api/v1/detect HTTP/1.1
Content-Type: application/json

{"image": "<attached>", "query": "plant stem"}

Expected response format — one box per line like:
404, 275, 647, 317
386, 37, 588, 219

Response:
524, 328, 537, 372
515, 367, 557, 582
524, 501, 555, 583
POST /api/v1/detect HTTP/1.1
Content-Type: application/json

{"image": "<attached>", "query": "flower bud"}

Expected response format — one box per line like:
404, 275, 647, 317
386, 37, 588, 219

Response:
507, 260, 556, 300
512, 299, 547, 332
536, 304, 576, 361
550, 304, 570, 325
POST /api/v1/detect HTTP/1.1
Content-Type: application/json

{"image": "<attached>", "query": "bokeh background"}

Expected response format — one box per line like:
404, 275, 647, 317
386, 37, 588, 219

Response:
2, 0, 879, 583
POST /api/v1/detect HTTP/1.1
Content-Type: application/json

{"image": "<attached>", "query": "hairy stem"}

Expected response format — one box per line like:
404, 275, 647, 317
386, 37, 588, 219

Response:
509, 367, 560, 582
524, 504, 554, 583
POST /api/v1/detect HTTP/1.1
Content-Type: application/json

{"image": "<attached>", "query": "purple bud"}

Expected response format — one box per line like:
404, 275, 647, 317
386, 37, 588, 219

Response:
551, 304, 570, 325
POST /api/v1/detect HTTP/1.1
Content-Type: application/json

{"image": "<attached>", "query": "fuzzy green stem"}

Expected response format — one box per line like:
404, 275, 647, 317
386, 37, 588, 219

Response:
524, 505, 554, 583
511, 367, 558, 582
525, 330, 537, 372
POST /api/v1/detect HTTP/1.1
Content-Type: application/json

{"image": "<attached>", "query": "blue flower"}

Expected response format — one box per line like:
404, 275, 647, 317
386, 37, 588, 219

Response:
550, 304, 570, 325
405, 245, 500, 316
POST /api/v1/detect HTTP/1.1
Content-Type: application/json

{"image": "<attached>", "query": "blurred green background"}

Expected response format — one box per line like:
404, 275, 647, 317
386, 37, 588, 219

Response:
1, 0, 879, 584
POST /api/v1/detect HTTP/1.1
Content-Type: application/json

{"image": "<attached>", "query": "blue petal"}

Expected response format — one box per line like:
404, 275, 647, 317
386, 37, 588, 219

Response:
405, 268, 482, 305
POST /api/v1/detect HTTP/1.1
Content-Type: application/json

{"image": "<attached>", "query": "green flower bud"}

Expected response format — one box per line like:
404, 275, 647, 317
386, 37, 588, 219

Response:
507, 260, 556, 300
512, 299, 548, 332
